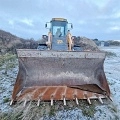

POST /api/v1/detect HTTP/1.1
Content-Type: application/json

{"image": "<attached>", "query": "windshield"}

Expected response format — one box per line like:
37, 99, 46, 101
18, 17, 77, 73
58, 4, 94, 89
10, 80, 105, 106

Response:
51, 21, 67, 36
53, 26, 64, 37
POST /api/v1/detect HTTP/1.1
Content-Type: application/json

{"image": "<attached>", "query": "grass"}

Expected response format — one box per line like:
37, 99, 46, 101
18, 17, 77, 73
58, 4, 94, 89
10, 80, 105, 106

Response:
49, 106, 56, 116
0, 100, 98, 120
78, 100, 96, 118
107, 80, 116, 86
100, 50, 116, 57
105, 51, 116, 57
4, 62, 17, 74
3, 97, 10, 103
0, 112, 23, 120
0, 53, 16, 67
0, 53, 17, 75
108, 104, 118, 113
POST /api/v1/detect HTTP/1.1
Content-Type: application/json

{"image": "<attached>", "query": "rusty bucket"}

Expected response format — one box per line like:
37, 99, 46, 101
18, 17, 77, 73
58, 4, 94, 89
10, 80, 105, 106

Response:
11, 49, 110, 105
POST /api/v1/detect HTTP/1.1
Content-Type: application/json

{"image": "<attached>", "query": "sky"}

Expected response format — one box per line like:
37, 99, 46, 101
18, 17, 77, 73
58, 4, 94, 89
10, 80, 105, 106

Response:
0, 0, 120, 40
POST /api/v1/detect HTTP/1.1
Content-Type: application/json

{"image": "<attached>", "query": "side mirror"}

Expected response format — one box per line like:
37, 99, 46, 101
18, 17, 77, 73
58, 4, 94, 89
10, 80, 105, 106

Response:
45, 23, 47, 28
45, 22, 51, 29
68, 23, 73, 30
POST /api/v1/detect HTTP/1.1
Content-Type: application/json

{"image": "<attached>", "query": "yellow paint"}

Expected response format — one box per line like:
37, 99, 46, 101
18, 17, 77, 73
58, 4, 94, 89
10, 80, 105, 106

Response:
57, 40, 63, 44
52, 18, 67, 22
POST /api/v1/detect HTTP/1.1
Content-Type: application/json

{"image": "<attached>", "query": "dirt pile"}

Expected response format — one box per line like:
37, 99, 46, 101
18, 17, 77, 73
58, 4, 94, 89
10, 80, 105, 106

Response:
0, 29, 38, 54
73, 36, 100, 51
0, 29, 100, 54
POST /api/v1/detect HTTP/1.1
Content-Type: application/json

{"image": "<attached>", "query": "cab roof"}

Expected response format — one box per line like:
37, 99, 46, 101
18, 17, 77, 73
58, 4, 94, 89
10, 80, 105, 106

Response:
51, 18, 67, 22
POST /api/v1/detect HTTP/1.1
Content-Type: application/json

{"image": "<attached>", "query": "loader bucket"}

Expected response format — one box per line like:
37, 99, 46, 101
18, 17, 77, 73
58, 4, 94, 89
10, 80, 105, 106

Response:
11, 49, 110, 104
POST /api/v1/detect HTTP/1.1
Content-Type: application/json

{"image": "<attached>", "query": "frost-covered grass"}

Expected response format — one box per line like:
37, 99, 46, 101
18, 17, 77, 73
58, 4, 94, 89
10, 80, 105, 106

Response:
0, 101, 96, 120
0, 53, 18, 117
0, 47, 120, 120
0, 53, 16, 67
105, 51, 117, 57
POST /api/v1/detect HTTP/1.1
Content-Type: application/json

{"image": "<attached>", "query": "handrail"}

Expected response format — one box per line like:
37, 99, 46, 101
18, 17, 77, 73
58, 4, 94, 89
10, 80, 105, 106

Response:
46, 31, 52, 50
67, 31, 74, 51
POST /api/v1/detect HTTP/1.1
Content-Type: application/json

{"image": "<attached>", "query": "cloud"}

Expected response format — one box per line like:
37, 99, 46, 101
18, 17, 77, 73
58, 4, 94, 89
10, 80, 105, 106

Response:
20, 18, 34, 27
113, 12, 120, 18
8, 20, 14, 25
110, 26, 120, 31
78, 20, 86, 25
0, 0, 120, 40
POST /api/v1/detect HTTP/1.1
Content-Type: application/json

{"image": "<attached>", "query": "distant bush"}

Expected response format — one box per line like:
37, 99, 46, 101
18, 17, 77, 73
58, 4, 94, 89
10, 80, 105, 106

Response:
109, 41, 120, 46
106, 51, 116, 57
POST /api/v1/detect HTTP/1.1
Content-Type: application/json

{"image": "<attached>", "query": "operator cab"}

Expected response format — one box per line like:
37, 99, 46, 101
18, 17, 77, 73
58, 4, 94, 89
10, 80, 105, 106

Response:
38, 18, 81, 51
51, 18, 67, 37
43, 18, 73, 50
45, 18, 73, 37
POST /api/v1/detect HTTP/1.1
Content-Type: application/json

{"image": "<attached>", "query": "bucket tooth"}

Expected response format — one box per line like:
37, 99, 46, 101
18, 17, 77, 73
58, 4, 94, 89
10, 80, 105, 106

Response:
51, 95, 54, 106
23, 99, 27, 107
62, 87, 67, 106
63, 96, 66, 106
84, 94, 91, 104
37, 99, 41, 106
98, 97, 103, 104
109, 96, 113, 101
74, 95, 79, 105
87, 98, 91, 104
75, 97, 79, 105
10, 100, 13, 105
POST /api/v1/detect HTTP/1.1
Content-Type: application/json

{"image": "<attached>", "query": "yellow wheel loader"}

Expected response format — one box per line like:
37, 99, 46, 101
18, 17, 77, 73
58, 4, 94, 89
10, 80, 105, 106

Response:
11, 18, 110, 106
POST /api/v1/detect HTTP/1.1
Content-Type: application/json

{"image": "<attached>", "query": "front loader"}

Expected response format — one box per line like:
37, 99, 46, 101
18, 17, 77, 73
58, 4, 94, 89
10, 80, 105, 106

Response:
11, 18, 110, 106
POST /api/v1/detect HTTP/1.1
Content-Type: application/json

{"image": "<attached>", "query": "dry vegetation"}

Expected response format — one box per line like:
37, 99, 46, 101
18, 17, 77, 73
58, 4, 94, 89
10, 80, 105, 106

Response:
0, 100, 97, 120
0, 29, 38, 54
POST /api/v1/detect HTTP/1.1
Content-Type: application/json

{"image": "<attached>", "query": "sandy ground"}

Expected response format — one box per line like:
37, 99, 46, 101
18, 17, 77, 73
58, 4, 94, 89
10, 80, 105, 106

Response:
0, 46, 120, 120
